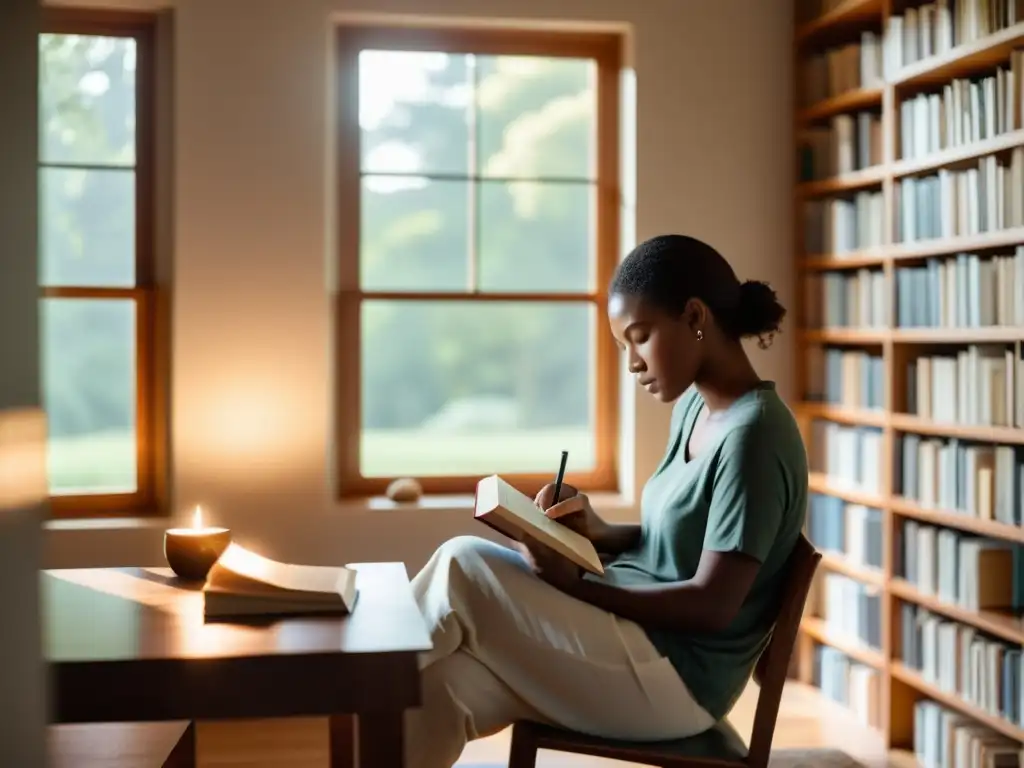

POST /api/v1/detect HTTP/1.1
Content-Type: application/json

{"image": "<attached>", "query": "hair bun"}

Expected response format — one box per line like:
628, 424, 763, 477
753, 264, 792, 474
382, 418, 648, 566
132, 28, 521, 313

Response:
734, 280, 786, 348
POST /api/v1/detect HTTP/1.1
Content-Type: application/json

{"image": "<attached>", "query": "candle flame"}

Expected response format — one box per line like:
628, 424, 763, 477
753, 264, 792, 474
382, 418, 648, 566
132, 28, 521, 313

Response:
192, 505, 203, 529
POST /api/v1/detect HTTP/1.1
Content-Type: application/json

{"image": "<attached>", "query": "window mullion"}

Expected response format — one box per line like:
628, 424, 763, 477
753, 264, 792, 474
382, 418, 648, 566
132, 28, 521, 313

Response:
468, 53, 480, 293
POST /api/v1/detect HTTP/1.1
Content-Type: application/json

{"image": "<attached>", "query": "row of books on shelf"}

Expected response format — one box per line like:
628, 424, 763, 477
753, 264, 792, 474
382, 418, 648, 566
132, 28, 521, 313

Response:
914, 699, 1021, 767
895, 147, 1024, 243
807, 493, 884, 570
798, 0, 1023, 105
898, 519, 1022, 611
808, 608, 1023, 763
885, 0, 1024, 77
810, 421, 886, 494
906, 344, 1024, 429
800, 32, 883, 108
801, 247, 1024, 328
814, 644, 1022, 763
800, 51, 1023, 181
804, 189, 885, 253
900, 55, 1024, 161
896, 247, 1024, 328
807, 344, 1024, 429
806, 348, 885, 410
799, 111, 883, 180
901, 602, 1022, 729
805, 147, 1024, 253
810, 420, 1024, 526
898, 433, 1024, 526
813, 646, 883, 730
803, 270, 889, 328
812, 572, 884, 649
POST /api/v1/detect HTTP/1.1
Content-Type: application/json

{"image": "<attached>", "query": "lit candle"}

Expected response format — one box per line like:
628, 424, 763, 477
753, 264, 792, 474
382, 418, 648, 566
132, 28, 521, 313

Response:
164, 505, 232, 582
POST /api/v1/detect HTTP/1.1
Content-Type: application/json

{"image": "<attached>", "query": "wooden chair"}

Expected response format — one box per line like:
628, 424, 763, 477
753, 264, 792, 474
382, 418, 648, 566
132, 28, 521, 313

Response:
507, 534, 821, 768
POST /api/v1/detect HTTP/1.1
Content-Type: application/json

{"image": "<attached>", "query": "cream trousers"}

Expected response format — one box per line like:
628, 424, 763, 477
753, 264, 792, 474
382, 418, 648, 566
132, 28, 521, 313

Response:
403, 535, 715, 768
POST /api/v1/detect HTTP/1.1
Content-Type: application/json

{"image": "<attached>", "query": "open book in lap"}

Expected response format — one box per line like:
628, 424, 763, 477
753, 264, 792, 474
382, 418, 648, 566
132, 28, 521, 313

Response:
474, 474, 604, 576
203, 543, 357, 619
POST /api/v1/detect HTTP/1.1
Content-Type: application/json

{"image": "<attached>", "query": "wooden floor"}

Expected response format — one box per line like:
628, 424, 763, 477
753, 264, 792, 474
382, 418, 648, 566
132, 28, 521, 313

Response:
51, 681, 900, 767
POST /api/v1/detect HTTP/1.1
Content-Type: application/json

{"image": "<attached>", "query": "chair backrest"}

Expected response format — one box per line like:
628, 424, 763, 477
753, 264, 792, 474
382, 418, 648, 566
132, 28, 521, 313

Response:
745, 533, 821, 768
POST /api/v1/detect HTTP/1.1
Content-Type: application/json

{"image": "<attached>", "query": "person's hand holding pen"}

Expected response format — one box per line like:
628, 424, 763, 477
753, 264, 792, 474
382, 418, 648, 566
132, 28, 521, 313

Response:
532, 450, 611, 545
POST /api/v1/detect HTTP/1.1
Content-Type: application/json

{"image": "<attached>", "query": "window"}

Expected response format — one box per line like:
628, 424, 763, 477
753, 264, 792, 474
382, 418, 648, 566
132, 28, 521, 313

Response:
334, 27, 622, 497
39, 10, 164, 517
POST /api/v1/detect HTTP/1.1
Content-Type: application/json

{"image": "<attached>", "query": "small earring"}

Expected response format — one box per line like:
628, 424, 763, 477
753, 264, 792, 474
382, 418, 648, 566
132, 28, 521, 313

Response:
696, 329, 704, 341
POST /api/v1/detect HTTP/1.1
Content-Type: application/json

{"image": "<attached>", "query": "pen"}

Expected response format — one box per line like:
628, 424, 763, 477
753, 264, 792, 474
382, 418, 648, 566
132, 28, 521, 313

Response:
552, 450, 569, 505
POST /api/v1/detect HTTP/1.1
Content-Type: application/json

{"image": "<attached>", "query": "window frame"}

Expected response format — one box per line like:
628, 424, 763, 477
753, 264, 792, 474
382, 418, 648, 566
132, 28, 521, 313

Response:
333, 24, 622, 499
40, 8, 166, 519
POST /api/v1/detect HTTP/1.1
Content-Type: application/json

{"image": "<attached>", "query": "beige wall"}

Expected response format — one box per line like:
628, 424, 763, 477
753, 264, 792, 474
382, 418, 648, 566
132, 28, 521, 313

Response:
47, 0, 795, 571
0, 0, 49, 764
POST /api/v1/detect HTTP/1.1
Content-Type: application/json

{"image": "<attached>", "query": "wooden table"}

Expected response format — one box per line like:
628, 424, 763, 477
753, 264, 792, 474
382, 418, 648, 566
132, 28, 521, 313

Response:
44, 563, 432, 768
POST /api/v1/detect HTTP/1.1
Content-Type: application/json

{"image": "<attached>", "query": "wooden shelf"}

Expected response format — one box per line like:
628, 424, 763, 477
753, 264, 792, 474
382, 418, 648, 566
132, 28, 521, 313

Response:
805, 229, 1024, 265
800, 617, 886, 669
799, 86, 883, 122
807, 473, 887, 508
890, 497, 1024, 544
891, 326, 1024, 343
891, 22, 1024, 88
794, 10, 1024, 756
820, 552, 885, 586
796, 0, 883, 43
889, 579, 1024, 645
801, 251, 888, 270
798, 165, 886, 196
797, 402, 888, 427
890, 663, 1024, 742
802, 328, 889, 344
887, 227, 1024, 261
892, 130, 1024, 178
889, 413, 1024, 445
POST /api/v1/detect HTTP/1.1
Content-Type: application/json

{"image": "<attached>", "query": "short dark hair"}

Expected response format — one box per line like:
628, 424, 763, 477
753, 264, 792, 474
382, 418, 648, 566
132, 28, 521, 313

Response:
610, 234, 786, 349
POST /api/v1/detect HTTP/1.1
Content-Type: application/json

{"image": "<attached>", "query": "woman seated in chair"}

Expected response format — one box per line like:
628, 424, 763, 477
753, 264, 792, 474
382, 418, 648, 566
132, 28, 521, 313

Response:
405, 234, 809, 768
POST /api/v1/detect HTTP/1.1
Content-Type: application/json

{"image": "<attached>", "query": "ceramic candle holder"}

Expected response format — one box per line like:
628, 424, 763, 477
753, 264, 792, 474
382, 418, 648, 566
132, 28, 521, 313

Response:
164, 506, 232, 581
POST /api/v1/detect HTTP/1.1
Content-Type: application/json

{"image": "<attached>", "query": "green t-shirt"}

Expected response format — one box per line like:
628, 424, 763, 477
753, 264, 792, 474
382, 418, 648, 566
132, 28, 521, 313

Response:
599, 381, 807, 721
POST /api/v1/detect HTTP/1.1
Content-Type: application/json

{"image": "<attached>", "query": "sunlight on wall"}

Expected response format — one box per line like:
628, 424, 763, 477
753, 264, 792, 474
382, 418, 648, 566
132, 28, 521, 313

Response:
0, 408, 48, 511
192, 377, 311, 467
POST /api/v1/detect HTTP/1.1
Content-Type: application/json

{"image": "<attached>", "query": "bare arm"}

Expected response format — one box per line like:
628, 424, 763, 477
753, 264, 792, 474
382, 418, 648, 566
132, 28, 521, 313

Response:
563, 549, 762, 634
591, 522, 641, 556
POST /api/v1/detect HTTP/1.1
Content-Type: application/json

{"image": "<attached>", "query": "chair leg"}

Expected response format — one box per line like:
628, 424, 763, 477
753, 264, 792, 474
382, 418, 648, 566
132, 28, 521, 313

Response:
507, 725, 539, 768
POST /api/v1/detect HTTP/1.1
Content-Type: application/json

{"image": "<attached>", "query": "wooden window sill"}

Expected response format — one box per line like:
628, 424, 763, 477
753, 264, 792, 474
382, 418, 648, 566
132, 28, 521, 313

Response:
44, 493, 637, 529
349, 491, 637, 521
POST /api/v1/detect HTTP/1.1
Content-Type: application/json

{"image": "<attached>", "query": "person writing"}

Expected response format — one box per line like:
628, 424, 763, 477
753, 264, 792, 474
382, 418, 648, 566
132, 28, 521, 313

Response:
404, 234, 809, 768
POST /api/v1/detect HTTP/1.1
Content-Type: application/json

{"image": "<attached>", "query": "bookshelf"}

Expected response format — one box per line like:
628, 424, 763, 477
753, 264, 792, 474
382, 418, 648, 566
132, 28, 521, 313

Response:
793, 1, 1024, 764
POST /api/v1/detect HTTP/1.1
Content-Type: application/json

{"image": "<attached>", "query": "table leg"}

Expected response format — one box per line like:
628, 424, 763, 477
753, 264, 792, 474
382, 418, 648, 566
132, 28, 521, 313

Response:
162, 722, 196, 768
329, 715, 357, 768
357, 713, 404, 768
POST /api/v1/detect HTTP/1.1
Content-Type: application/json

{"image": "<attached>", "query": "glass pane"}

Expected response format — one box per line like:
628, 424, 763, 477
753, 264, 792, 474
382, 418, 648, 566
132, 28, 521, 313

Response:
42, 299, 136, 495
477, 55, 596, 181
39, 33, 137, 166
40, 167, 135, 287
360, 176, 470, 291
360, 300, 596, 478
359, 50, 472, 176
479, 180, 594, 292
